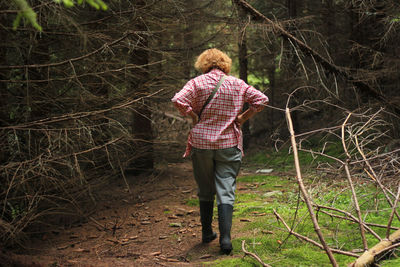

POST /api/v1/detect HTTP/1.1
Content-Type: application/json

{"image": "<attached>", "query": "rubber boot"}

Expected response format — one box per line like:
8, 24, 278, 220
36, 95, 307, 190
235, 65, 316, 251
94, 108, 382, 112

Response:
199, 201, 217, 243
218, 204, 233, 254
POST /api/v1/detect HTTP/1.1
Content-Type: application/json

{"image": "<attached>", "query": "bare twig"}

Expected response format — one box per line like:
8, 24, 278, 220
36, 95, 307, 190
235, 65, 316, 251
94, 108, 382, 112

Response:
314, 205, 381, 241
273, 210, 359, 258
241, 240, 272, 267
341, 113, 368, 251
118, 158, 131, 194
232, 0, 400, 115
0, 31, 139, 69
318, 209, 398, 230
355, 136, 400, 222
0, 89, 163, 130
285, 107, 338, 266
386, 183, 400, 238
375, 242, 400, 259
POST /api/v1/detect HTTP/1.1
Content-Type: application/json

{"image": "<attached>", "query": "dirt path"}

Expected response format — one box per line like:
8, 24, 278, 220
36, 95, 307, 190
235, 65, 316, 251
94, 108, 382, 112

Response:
3, 162, 237, 267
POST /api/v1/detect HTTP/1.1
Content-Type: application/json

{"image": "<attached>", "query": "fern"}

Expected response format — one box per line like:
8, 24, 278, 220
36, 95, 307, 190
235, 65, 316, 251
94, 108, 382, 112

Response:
12, 0, 42, 31
12, 0, 108, 31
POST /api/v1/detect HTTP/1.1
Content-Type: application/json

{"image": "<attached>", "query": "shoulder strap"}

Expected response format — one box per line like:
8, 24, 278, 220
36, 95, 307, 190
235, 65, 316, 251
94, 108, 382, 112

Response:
198, 75, 226, 119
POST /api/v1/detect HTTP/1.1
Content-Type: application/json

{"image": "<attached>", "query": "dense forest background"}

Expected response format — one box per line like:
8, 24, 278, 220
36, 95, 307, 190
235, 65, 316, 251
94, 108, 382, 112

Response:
1, 0, 400, 250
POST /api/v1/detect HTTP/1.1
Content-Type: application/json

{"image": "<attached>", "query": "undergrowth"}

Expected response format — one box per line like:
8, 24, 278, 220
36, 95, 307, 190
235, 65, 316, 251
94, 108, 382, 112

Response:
200, 145, 400, 267
244, 141, 344, 172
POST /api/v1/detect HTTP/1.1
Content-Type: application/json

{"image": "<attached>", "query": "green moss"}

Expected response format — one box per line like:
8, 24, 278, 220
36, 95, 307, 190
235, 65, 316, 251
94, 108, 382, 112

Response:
201, 172, 399, 267
187, 147, 400, 266
186, 198, 199, 207
381, 257, 400, 267
235, 193, 261, 204
244, 142, 345, 171
211, 236, 352, 267
208, 256, 260, 266
237, 175, 287, 184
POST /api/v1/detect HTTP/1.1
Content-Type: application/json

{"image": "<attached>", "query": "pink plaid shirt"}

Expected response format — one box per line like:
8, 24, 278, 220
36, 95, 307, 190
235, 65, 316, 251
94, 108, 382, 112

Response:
172, 69, 269, 157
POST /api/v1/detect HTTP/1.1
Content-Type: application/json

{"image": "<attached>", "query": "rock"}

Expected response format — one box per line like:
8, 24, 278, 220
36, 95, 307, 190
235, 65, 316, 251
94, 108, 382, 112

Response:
256, 169, 273, 173
263, 191, 282, 197
169, 222, 182, 227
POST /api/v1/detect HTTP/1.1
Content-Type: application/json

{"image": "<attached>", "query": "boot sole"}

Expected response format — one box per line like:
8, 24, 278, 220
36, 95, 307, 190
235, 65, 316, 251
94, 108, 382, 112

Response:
220, 246, 232, 255
202, 232, 217, 243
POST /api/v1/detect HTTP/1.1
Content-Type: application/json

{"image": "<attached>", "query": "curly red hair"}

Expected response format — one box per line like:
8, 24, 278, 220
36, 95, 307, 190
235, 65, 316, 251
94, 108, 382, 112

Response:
194, 48, 232, 74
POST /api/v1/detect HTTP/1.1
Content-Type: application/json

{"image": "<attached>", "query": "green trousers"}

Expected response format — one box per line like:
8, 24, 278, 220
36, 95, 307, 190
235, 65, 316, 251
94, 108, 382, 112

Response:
191, 146, 242, 206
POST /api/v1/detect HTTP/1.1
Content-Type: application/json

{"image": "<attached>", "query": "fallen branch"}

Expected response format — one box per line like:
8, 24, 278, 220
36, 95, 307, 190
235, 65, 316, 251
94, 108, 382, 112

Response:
341, 113, 368, 250
386, 183, 400, 238
152, 110, 186, 122
350, 229, 400, 267
0, 89, 163, 130
375, 243, 400, 260
354, 135, 400, 222
286, 107, 338, 266
273, 210, 359, 258
0, 31, 139, 69
317, 209, 398, 231
232, 0, 400, 115
314, 204, 381, 241
0, 136, 123, 170
241, 240, 271, 267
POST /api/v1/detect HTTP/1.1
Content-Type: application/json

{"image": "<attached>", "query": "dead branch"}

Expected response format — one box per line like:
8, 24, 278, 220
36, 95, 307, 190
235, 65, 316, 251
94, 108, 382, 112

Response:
375, 243, 400, 260
387, 184, 400, 238
0, 137, 123, 170
285, 107, 338, 266
314, 205, 381, 241
298, 148, 344, 165
152, 110, 186, 122
232, 0, 400, 114
0, 60, 166, 84
317, 209, 398, 231
350, 229, 400, 267
354, 136, 400, 222
0, 31, 141, 70
341, 113, 368, 250
241, 240, 272, 267
273, 210, 359, 258
0, 89, 163, 130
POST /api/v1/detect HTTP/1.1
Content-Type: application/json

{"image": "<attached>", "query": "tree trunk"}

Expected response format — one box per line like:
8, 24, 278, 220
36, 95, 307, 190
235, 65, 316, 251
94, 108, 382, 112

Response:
0, 10, 7, 128
237, 5, 251, 150
0, 9, 8, 164
128, 1, 154, 174
286, 0, 300, 133
349, 1, 387, 106
183, 0, 195, 80
268, 65, 275, 137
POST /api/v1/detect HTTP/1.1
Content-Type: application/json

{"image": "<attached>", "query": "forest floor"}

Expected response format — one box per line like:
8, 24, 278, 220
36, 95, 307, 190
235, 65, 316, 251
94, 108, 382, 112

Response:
2, 161, 259, 267
3, 148, 400, 267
